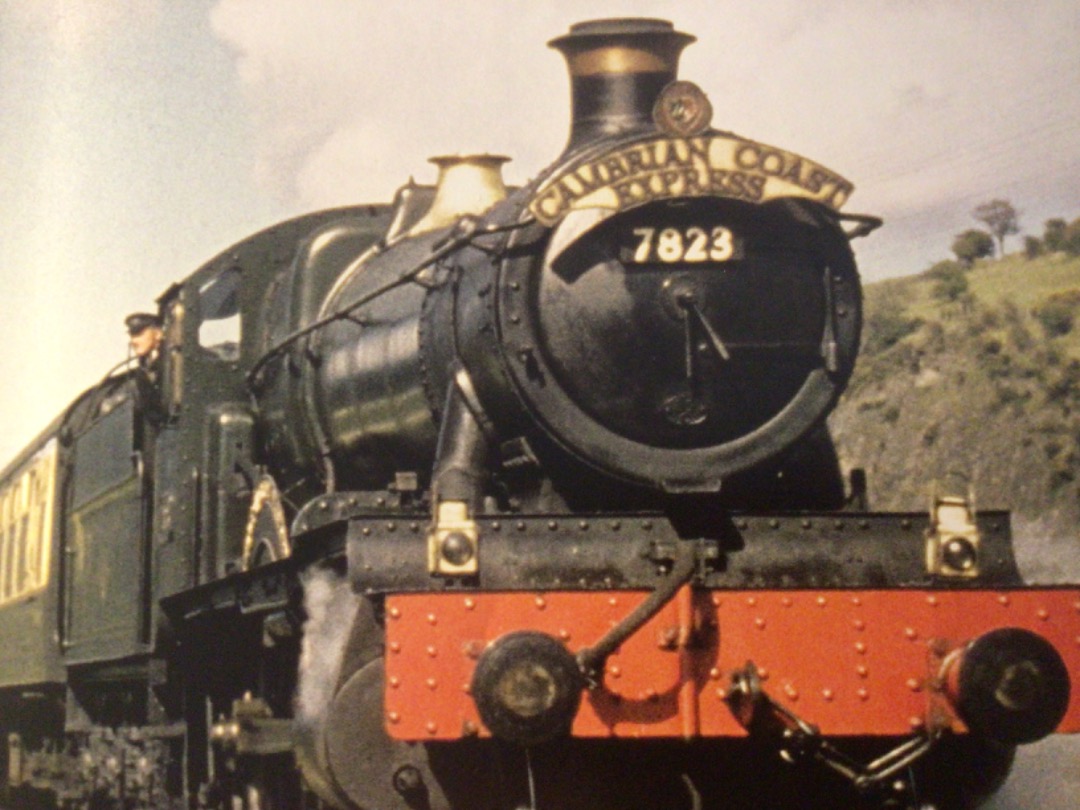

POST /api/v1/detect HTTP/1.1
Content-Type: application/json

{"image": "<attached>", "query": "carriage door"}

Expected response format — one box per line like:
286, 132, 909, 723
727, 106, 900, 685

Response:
63, 390, 150, 662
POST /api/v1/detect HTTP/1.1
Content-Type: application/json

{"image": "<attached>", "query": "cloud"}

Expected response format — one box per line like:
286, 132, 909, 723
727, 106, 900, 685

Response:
209, 0, 559, 202
208, 1, 1080, 276
6, 0, 163, 58
208, 0, 711, 204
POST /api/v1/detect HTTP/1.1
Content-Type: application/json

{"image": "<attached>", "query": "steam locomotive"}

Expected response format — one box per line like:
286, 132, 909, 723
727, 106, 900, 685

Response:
1, 18, 1077, 810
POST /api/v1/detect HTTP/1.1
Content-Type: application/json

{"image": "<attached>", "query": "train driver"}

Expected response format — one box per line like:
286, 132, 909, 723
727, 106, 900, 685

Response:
125, 312, 163, 370
124, 311, 166, 426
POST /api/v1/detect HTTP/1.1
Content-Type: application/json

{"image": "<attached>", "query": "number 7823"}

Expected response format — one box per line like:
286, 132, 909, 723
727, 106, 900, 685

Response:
630, 226, 737, 264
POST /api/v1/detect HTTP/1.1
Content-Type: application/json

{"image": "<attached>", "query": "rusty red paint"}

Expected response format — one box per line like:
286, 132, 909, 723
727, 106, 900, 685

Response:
383, 588, 1080, 741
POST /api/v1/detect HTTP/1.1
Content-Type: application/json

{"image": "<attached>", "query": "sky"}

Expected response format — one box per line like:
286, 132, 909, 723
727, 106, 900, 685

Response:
1, 0, 1079, 464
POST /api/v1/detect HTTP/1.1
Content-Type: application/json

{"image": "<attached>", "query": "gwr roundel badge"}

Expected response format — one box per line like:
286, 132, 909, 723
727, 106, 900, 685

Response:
653, 80, 713, 137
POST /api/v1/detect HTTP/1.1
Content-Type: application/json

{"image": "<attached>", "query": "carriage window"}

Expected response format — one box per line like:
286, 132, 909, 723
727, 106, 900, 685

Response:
198, 265, 242, 351
0, 439, 57, 605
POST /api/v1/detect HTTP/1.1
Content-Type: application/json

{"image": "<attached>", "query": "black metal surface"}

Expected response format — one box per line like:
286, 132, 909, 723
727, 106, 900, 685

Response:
533, 198, 849, 449
347, 510, 1022, 594
560, 72, 675, 149
487, 196, 860, 493
291, 489, 415, 535
159, 537, 335, 624
307, 228, 447, 488
247, 207, 395, 485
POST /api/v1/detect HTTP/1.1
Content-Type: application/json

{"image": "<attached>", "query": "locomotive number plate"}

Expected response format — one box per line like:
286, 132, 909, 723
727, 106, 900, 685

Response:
622, 225, 741, 265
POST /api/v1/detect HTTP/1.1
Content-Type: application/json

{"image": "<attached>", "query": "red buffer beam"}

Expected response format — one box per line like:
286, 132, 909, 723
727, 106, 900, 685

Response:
384, 588, 1080, 742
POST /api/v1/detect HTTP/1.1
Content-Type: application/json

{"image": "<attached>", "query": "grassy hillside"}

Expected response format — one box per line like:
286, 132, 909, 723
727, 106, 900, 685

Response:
830, 252, 1080, 581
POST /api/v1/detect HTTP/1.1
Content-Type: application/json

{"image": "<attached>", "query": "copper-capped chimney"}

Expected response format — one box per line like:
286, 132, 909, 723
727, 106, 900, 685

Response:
549, 18, 695, 156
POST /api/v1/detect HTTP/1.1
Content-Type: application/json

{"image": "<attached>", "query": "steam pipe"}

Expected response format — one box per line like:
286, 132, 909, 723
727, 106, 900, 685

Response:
431, 376, 490, 510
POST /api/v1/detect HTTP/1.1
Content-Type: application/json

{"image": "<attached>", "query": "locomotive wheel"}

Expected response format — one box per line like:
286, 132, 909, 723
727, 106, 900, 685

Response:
323, 658, 452, 810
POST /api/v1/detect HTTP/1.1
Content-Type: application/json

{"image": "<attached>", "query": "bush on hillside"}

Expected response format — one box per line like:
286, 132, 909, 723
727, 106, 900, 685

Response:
860, 283, 926, 356
864, 308, 923, 354
1033, 290, 1080, 338
972, 199, 1021, 257
1045, 360, 1080, 405
1006, 311, 1036, 352
928, 260, 969, 302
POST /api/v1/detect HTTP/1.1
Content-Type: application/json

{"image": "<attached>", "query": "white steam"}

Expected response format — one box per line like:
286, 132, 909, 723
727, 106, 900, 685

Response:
295, 567, 361, 724
1011, 515, 1080, 584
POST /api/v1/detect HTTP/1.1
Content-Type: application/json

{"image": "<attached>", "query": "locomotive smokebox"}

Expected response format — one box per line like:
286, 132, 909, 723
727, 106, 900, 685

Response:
549, 18, 695, 154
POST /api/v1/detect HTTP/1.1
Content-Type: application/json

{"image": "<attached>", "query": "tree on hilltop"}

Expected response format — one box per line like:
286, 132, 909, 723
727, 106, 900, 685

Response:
1024, 235, 1043, 259
1043, 218, 1067, 253
972, 199, 1020, 257
952, 229, 994, 266
1066, 219, 1080, 255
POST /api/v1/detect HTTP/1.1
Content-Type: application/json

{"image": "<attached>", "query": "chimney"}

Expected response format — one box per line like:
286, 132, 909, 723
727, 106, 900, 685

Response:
549, 18, 695, 156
